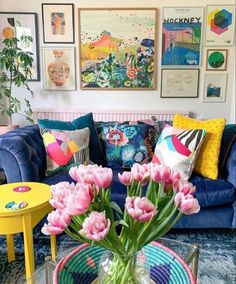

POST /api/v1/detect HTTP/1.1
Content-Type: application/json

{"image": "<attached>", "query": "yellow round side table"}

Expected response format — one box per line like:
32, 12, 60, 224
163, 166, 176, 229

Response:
0, 182, 57, 282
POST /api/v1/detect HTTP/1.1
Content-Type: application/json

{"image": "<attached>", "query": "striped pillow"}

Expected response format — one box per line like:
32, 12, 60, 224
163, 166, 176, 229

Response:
152, 125, 206, 180
41, 127, 90, 176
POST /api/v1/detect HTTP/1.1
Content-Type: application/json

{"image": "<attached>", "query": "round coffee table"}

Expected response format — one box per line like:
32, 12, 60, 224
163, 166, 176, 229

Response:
0, 182, 56, 281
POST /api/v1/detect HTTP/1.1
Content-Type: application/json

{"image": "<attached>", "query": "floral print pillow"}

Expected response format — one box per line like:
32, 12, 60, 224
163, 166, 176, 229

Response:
101, 124, 152, 168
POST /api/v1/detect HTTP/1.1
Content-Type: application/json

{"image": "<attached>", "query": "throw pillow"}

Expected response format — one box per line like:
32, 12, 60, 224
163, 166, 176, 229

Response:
152, 125, 206, 180
101, 124, 151, 169
173, 114, 226, 179
41, 127, 90, 176
38, 112, 104, 165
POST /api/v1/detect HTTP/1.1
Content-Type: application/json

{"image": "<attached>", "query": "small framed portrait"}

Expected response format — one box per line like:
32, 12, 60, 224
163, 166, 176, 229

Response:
42, 3, 74, 43
203, 74, 227, 102
206, 49, 228, 71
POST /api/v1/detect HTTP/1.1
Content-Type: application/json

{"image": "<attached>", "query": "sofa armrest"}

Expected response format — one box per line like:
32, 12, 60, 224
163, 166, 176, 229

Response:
0, 125, 46, 183
226, 141, 236, 187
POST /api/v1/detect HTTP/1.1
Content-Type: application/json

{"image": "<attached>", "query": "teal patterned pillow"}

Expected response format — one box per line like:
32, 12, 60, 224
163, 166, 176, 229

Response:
101, 124, 152, 168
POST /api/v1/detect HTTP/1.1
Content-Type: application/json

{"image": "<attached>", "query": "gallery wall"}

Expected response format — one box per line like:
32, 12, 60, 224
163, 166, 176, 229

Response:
0, 0, 235, 126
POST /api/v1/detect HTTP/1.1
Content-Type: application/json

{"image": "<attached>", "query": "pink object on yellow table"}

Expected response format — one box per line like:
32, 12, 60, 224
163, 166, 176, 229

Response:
0, 182, 57, 282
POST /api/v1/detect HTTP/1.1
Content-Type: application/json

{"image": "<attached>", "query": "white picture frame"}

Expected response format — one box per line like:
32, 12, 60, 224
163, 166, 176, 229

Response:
205, 5, 235, 46
203, 74, 227, 102
42, 47, 76, 91
161, 69, 199, 98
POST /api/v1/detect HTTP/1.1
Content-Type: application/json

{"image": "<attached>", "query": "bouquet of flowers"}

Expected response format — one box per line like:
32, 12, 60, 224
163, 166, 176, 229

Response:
42, 163, 200, 284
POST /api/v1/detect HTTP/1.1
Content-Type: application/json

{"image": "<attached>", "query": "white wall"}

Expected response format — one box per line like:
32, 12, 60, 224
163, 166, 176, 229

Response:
0, 0, 235, 125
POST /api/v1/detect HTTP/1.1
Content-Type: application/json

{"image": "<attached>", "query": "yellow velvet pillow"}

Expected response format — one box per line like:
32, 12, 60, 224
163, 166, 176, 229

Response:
173, 115, 226, 179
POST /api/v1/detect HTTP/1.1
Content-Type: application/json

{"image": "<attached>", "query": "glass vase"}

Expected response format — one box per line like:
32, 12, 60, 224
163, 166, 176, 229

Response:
97, 249, 151, 284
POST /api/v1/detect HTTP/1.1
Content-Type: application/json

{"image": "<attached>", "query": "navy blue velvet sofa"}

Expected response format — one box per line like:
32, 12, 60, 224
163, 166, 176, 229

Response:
0, 124, 235, 229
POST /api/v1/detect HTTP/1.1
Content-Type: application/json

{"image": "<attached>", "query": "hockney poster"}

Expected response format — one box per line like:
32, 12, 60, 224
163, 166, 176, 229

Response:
162, 7, 203, 66
79, 9, 157, 90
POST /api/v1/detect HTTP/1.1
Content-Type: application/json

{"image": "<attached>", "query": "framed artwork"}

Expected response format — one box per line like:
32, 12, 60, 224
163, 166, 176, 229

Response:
206, 49, 228, 71
0, 12, 40, 81
161, 68, 199, 98
205, 5, 235, 46
42, 3, 74, 43
203, 74, 227, 102
162, 7, 204, 66
78, 8, 157, 90
42, 47, 76, 91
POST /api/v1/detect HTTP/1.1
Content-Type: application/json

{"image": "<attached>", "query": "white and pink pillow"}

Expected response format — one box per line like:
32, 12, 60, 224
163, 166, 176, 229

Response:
152, 125, 206, 180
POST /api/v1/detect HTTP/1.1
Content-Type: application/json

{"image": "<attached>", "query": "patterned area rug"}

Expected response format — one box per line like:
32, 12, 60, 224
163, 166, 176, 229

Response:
0, 227, 235, 284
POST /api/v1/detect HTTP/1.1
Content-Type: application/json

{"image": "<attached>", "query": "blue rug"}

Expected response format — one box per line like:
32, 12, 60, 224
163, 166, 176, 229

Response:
0, 227, 235, 284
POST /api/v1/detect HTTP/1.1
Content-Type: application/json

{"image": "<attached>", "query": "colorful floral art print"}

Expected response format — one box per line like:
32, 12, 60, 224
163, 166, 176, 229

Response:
162, 7, 203, 66
205, 5, 235, 46
79, 9, 157, 90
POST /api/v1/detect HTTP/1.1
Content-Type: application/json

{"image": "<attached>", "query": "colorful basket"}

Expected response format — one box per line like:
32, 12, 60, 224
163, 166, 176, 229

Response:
54, 242, 196, 284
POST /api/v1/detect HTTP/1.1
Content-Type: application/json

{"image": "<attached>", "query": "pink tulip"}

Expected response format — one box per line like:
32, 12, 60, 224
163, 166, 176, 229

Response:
50, 182, 75, 210
65, 183, 93, 216
177, 181, 196, 195
150, 164, 171, 183
174, 193, 200, 215
79, 211, 111, 241
118, 171, 133, 186
131, 163, 150, 185
92, 167, 113, 189
125, 196, 157, 222
69, 165, 99, 184
41, 209, 71, 235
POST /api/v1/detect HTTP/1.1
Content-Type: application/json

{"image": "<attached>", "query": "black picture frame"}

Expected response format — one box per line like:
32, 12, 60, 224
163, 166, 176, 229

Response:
0, 12, 40, 81
42, 3, 75, 44
161, 68, 200, 98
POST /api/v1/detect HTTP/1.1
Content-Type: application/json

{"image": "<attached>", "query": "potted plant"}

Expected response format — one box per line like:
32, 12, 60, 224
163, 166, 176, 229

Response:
0, 23, 34, 134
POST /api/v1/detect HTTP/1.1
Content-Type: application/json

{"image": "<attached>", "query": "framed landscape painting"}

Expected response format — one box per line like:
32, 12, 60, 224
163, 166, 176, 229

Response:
162, 7, 204, 66
42, 47, 76, 91
161, 69, 199, 98
205, 5, 235, 46
203, 74, 227, 102
0, 12, 40, 81
78, 8, 157, 90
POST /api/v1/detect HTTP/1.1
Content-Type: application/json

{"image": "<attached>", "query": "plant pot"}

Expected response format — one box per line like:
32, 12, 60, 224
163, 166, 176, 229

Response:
0, 125, 19, 135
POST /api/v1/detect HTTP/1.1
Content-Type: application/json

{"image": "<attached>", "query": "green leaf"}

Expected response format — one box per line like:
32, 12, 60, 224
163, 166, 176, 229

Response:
109, 201, 123, 215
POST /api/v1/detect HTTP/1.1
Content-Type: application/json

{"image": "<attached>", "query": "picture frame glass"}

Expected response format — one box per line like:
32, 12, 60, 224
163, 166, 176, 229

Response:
162, 7, 204, 66
42, 4, 74, 43
161, 69, 199, 98
206, 49, 228, 71
203, 74, 227, 102
0, 12, 40, 81
79, 8, 157, 90
42, 47, 76, 91
205, 5, 235, 46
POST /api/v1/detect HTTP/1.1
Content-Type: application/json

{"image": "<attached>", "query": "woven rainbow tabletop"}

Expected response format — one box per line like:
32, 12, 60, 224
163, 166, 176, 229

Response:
54, 242, 196, 284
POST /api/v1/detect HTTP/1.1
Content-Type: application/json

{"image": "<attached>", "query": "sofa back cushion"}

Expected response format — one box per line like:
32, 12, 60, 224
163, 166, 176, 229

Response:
41, 128, 90, 176
38, 112, 104, 165
173, 115, 226, 179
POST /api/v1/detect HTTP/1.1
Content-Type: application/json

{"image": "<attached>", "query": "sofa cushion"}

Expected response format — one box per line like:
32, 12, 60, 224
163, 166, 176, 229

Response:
101, 124, 152, 169
152, 125, 206, 180
173, 115, 226, 179
42, 170, 75, 185
218, 124, 236, 179
190, 174, 236, 208
41, 128, 90, 176
38, 112, 104, 165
